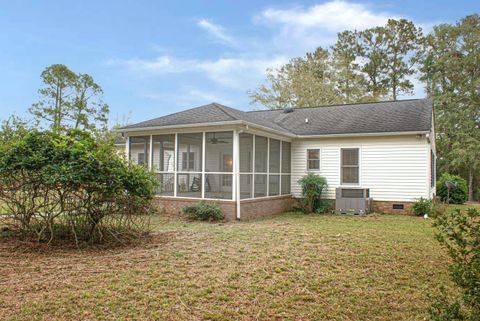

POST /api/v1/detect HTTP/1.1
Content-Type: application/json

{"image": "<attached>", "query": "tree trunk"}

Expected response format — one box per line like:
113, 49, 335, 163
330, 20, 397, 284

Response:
468, 167, 474, 202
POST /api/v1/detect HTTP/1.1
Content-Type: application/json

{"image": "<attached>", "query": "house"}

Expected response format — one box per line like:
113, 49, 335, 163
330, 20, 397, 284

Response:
117, 98, 435, 220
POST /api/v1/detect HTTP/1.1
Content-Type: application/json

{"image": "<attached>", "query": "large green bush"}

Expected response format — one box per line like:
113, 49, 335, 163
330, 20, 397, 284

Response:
429, 207, 480, 320
437, 173, 468, 204
183, 201, 224, 221
0, 129, 157, 244
298, 173, 328, 213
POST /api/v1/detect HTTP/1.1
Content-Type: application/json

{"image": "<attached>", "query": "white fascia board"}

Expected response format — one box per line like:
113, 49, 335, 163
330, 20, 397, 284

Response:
295, 130, 430, 139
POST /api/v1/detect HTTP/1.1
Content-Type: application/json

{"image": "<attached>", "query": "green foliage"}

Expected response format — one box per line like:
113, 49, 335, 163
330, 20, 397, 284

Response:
421, 15, 480, 202
0, 129, 157, 244
298, 173, 328, 213
29, 64, 110, 133
430, 207, 480, 320
437, 173, 468, 204
249, 18, 423, 109
183, 201, 224, 221
412, 197, 432, 216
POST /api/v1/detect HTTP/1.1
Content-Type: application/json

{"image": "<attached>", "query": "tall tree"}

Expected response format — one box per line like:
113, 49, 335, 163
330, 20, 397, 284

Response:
331, 30, 370, 103
30, 64, 109, 133
358, 26, 389, 100
29, 64, 77, 133
381, 19, 424, 100
70, 74, 110, 131
421, 15, 480, 201
249, 48, 341, 109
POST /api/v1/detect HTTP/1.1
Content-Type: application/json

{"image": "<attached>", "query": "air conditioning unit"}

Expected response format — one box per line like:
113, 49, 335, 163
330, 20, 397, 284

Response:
335, 187, 372, 215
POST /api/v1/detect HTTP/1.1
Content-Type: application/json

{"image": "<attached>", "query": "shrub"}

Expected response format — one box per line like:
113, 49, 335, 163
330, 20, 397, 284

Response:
412, 197, 432, 216
0, 129, 158, 244
429, 207, 480, 320
298, 173, 328, 213
437, 173, 468, 204
183, 201, 224, 221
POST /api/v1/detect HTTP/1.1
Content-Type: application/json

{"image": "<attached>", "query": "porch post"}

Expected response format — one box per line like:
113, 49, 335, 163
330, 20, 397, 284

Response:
125, 136, 130, 164
174, 133, 178, 197
148, 134, 153, 171
202, 132, 206, 199
233, 129, 240, 220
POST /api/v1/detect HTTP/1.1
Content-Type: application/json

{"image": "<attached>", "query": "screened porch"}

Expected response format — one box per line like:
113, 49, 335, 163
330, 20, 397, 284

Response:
127, 129, 291, 201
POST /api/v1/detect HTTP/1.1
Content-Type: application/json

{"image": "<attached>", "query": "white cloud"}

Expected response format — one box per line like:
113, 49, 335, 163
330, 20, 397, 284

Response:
257, 0, 397, 55
197, 19, 238, 47
109, 55, 288, 89
260, 1, 393, 31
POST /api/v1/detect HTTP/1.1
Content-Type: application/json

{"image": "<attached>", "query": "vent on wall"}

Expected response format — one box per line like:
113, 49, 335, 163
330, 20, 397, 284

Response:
392, 204, 404, 210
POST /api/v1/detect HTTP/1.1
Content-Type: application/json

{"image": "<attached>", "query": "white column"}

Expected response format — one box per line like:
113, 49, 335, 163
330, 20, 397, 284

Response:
174, 133, 178, 197
279, 140, 282, 195
266, 138, 270, 196
149, 134, 153, 171
233, 129, 240, 219
252, 134, 255, 198
202, 132, 206, 199
125, 136, 130, 164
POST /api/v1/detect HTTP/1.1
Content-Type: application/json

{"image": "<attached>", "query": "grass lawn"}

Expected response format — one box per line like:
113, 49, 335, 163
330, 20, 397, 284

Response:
1, 206, 477, 320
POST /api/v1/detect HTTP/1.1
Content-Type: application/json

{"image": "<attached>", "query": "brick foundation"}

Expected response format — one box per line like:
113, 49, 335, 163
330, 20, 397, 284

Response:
373, 201, 413, 215
240, 195, 293, 220
152, 195, 293, 221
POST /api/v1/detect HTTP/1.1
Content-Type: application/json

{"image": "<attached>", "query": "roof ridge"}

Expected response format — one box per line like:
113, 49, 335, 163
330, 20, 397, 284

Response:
212, 102, 242, 121
246, 98, 427, 113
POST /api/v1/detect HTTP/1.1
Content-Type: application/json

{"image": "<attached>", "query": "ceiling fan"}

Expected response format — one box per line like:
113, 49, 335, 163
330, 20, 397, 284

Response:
208, 133, 229, 144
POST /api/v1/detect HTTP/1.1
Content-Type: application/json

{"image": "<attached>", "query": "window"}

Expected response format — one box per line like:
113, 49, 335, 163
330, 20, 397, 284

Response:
341, 148, 359, 184
182, 152, 195, 170
307, 149, 320, 171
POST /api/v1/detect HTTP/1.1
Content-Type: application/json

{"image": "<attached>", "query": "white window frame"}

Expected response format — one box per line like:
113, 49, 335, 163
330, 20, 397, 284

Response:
340, 147, 361, 186
306, 148, 321, 171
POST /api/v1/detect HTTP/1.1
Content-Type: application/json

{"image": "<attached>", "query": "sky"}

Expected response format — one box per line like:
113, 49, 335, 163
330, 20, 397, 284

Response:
0, 0, 479, 125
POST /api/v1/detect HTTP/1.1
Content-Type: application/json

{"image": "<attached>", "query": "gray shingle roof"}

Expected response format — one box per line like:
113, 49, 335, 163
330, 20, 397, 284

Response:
119, 99, 433, 137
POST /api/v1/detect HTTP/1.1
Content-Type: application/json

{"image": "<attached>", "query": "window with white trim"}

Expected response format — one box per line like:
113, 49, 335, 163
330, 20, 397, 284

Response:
341, 148, 359, 184
307, 149, 320, 171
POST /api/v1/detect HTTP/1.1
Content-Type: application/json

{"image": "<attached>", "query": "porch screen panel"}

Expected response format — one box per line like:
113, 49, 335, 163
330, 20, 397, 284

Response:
155, 173, 174, 196
205, 174, 233, 199
240, 174, 253, 199
177, 173, 202, 198
254, 174, 267, 197
129, 136, 149, 167
281, 141, 291, 173
239, 133, 253, 173
177, 133, 203, 172
254, 136, 268, 173
269, 139, 280, 173
269, 174, 280, 196
204, 131, 233, 199
281, 175, 291, 195
152, 134, 175, 196
152, 134, 175, 172
205, 132, 233, 172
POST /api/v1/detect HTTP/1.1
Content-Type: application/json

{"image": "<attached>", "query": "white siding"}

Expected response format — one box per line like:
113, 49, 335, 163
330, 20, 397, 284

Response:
291, 135, 431, 201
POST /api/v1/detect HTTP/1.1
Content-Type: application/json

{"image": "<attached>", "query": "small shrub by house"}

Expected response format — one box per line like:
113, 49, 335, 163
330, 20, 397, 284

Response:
298, 173, 328, 213
183, 201, 224, 221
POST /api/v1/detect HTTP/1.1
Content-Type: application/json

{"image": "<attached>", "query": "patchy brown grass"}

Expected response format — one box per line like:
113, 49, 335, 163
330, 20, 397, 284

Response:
0, 211, 458, 320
